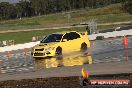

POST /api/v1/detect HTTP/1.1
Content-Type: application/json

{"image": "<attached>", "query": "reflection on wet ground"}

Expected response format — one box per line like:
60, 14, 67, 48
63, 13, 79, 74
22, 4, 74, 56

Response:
0, 52, 35, 74
35, 53, 93, 69
0, 36, 132, 74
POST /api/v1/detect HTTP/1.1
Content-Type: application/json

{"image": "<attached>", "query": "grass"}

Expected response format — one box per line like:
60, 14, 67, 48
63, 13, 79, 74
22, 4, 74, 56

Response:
0, 3, 132, 31
0, 27, 84, 44
0, 23, 131, 44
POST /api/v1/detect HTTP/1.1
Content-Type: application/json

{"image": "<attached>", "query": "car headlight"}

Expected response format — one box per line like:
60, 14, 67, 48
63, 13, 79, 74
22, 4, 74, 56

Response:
45, 47, 55, 51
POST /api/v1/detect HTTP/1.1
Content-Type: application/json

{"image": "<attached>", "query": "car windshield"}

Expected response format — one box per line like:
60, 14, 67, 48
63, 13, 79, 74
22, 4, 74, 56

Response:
40, 34, 63, 43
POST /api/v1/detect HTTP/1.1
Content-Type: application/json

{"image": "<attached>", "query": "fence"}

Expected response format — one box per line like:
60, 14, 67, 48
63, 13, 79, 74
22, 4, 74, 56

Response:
0, 36, 44, 47
0, 40, 15, 47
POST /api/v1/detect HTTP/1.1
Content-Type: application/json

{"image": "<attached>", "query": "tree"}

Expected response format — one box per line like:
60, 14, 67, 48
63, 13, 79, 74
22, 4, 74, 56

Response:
123, 0, 132, 14
0, 2, 16, 20
30, 0, 48, 15
16, 0, 31, 18
0, 0, 128, 21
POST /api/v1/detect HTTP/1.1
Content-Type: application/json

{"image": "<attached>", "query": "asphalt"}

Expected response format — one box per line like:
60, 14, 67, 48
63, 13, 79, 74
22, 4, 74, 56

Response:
0, 60, 131, 81
0, 36, 132, 81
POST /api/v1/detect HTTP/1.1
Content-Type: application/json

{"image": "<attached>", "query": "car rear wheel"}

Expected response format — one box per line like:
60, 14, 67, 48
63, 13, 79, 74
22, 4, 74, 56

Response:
81, 43, 87, 51
55, 47, 62, 56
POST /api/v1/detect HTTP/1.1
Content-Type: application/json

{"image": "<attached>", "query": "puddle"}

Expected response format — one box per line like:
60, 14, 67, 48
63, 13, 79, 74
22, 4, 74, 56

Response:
35, 53, 93, 69
0, 36, 132, 74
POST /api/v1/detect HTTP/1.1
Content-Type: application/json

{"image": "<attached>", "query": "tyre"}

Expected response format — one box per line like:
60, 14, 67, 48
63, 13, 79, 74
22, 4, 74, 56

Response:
81, 43, 87, 51
55, 47, 62, 56
96, 36, 104, 40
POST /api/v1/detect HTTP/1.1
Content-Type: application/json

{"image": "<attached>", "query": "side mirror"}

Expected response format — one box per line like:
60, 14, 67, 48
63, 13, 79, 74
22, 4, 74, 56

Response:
63, 39, 67, 42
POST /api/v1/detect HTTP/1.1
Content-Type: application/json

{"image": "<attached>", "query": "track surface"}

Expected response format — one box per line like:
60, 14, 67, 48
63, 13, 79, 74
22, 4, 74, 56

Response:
0, 36, 132, 81
0, 60, 132, 81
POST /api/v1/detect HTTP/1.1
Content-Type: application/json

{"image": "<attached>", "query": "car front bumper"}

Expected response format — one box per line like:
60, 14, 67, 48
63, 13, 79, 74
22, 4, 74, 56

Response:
32, 51, 55, 58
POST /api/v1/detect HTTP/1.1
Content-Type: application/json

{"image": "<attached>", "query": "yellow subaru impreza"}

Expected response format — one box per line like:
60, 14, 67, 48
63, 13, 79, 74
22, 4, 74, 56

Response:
32, 31, 90, 59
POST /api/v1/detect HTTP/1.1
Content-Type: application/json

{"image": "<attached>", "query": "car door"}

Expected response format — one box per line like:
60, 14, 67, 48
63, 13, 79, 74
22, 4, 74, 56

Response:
60, 33, 72, 53
68, 32, 82, 51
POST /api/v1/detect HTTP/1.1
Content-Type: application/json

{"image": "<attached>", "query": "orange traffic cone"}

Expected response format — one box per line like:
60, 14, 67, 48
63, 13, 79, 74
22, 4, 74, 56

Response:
84, 71, 89, 78
123, 35, 128, 48
7, 51, 11, 59
24, 48, 27, 56
81, 68, 89, 78
24, 48, 28, 58
91, 41, 94, 48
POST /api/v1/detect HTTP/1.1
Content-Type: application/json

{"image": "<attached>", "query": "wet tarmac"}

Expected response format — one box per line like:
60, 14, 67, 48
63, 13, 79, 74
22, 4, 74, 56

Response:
0, 36, 132, 74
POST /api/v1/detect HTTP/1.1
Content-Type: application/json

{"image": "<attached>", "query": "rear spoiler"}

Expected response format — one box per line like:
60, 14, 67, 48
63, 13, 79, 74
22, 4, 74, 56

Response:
80, 32, 87, 35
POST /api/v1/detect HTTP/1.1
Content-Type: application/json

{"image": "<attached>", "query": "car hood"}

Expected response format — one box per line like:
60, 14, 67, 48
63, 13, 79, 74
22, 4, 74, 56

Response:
34, 42, 58, 49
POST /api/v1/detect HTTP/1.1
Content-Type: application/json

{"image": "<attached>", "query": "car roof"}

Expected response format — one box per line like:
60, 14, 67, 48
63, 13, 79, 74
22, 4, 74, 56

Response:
52, 31, 79, 35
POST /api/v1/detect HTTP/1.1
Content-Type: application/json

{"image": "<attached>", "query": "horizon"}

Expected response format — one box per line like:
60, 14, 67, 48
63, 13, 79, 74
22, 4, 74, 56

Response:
0, 0, 28, 3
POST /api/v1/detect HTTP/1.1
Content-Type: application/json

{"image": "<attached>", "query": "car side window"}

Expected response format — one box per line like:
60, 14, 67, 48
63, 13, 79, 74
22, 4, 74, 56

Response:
70, 32, 80, 39
63, 33, 71, 41
63, 32, 80, 41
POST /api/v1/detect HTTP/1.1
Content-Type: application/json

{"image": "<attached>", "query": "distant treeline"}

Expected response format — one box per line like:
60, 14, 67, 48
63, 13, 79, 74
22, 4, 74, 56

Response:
0, 0, 131, 20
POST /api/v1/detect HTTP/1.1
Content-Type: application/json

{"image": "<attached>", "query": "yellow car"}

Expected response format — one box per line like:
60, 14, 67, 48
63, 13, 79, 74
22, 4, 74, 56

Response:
32, 31, 90, 59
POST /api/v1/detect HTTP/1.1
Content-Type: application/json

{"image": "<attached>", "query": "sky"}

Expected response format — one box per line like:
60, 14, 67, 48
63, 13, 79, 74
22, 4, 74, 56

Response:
0, 0, 25, 3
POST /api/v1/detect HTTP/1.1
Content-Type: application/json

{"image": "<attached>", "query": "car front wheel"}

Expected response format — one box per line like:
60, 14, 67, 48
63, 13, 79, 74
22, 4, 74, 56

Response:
55, 47, 62, 56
